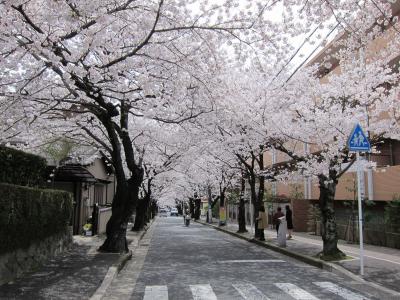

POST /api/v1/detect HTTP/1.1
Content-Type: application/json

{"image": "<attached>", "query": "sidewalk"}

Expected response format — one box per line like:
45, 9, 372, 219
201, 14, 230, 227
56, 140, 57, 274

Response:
0, 224, 149, 300
198, 219, 400, 296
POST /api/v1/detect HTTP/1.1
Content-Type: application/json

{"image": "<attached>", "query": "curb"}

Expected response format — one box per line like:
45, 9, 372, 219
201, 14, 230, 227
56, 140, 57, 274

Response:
115, 250, 133, 272
89, 218, 155, 300
119, 216, 156, 270
196, 220, 400, 297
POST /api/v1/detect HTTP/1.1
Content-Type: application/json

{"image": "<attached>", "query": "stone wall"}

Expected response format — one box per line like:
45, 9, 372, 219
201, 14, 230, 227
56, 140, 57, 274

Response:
0, 227, 72, 285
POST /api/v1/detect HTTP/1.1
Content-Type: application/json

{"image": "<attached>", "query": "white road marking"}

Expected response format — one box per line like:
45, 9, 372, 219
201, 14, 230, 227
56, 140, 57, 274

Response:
313, 282, 369, 300
190, 284, 218, 300
143, 285, 168, 300
275, 283, 320, 300
218, 259, 285, 263
233, 283, 271, 300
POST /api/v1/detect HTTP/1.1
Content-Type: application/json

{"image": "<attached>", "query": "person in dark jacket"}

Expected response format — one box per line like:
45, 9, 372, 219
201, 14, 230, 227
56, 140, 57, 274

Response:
286, 205, 293, 239
272, 207, 284, 237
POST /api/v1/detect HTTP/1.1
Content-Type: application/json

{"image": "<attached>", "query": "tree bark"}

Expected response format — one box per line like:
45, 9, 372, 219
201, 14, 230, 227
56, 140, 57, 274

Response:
194, 198, 201, 220
249, 174, 260, 238
237, 176, 247, 233
99, 172, 142, 253
255, 152, 265, 237
238, 152, 259, 238
132, 196, 149, 231
189, 198, 195, 217
219, 188, 226, 226
150, 199, 157, 219
318, 174, 345, 260
98, 116, 144, 253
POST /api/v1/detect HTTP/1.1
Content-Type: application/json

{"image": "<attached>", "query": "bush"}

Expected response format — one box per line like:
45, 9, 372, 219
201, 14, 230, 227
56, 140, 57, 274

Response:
0, 146, 47, 187
0, 183, 73, 255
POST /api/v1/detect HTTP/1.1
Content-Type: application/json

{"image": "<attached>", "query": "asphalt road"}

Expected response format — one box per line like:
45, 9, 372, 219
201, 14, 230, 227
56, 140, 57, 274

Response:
118, 217, 396, 300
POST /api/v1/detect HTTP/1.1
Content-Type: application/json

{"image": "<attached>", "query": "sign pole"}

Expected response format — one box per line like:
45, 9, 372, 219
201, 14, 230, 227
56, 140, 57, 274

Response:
348, 123, 370, 276
356, 152, 365, 276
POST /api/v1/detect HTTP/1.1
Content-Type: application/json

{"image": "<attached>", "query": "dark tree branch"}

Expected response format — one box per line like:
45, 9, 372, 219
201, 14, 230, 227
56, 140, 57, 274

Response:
101, 0, 164, 69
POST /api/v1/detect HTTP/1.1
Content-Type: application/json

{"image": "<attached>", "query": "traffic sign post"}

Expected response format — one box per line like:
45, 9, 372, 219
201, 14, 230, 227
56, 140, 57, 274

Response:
348, 124, 371, 276
348, 124, 371, 151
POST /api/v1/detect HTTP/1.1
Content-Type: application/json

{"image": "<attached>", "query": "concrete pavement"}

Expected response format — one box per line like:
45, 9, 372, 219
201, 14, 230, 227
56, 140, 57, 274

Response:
0, 225, 149, 300
201, 219, 400, 297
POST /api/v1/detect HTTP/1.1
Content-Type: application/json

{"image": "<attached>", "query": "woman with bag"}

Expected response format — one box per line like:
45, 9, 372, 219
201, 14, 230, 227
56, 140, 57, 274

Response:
256, 206, 268, 241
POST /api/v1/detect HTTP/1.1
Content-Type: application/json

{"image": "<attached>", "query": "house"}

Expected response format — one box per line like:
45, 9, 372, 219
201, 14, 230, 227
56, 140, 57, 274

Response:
47, 150, 116, 235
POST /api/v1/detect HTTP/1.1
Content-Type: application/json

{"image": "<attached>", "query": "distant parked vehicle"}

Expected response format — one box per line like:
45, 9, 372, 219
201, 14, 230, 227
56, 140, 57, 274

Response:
159, 208, 168, 217
170, 208, 179, 216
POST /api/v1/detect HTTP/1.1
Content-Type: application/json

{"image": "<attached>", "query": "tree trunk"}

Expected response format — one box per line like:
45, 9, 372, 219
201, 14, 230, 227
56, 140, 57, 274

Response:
177, 202, 183, 215
219, 189, 226, 226
256, 152, 265, 238
145, 200, 152, 223
99, 167, 143, 253
237, 177, 247, 233
318, 174, 345, 260
194, 198, 201, 220
207, 186, 212, 223
132, 195, 149, 231
151, 200, 157, 219
249, 174, 260, 238
189, 198, 195, 217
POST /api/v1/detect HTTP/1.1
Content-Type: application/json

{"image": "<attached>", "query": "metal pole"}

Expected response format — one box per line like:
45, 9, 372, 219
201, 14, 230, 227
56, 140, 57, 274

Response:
356, 152, 365, 276
208, 186, 212, 224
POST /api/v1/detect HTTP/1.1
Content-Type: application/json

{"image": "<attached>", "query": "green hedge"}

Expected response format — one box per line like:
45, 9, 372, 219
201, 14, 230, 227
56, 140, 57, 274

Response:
0, 146, 47, 187
0, 183, 73, 255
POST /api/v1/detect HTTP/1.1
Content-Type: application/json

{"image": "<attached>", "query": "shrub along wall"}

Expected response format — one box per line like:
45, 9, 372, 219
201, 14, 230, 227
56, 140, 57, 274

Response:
0, 146, 47, 187
0, 183, 73, 255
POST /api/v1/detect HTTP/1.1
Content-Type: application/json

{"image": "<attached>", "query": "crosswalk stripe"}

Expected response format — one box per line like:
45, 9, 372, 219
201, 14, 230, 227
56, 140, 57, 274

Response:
143, 285, 168, 300
233, 283, 271, 300
190, 284, 218, 300
275, 283, 320, 300
313, 282, 369, 300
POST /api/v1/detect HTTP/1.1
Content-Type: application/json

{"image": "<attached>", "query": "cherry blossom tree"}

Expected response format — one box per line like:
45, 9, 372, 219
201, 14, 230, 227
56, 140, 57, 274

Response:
1, 0, 284, 252
2, 0, 399, 255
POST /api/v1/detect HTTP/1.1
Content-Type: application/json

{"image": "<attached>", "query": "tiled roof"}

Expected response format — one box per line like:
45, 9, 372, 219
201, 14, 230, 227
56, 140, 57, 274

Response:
47, 164, 97, 183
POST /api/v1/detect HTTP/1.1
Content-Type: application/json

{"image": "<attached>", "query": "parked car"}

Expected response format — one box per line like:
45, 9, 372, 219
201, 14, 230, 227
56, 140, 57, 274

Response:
159, 208, 168, 217
170, 208, 179, 216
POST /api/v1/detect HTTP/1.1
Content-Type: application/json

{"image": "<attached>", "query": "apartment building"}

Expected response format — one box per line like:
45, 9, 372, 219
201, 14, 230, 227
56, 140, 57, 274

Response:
260, 3, 400, 244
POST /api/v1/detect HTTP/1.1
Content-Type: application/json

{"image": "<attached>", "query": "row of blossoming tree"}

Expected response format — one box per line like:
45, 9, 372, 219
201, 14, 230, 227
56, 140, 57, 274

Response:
1, 0, 400, 259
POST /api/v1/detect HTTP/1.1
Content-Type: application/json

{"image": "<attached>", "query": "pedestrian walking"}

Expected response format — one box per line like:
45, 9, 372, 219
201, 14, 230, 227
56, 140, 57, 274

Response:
286, 205, 293, 239
256, 206, 267, 241
272, 207, 284, 237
